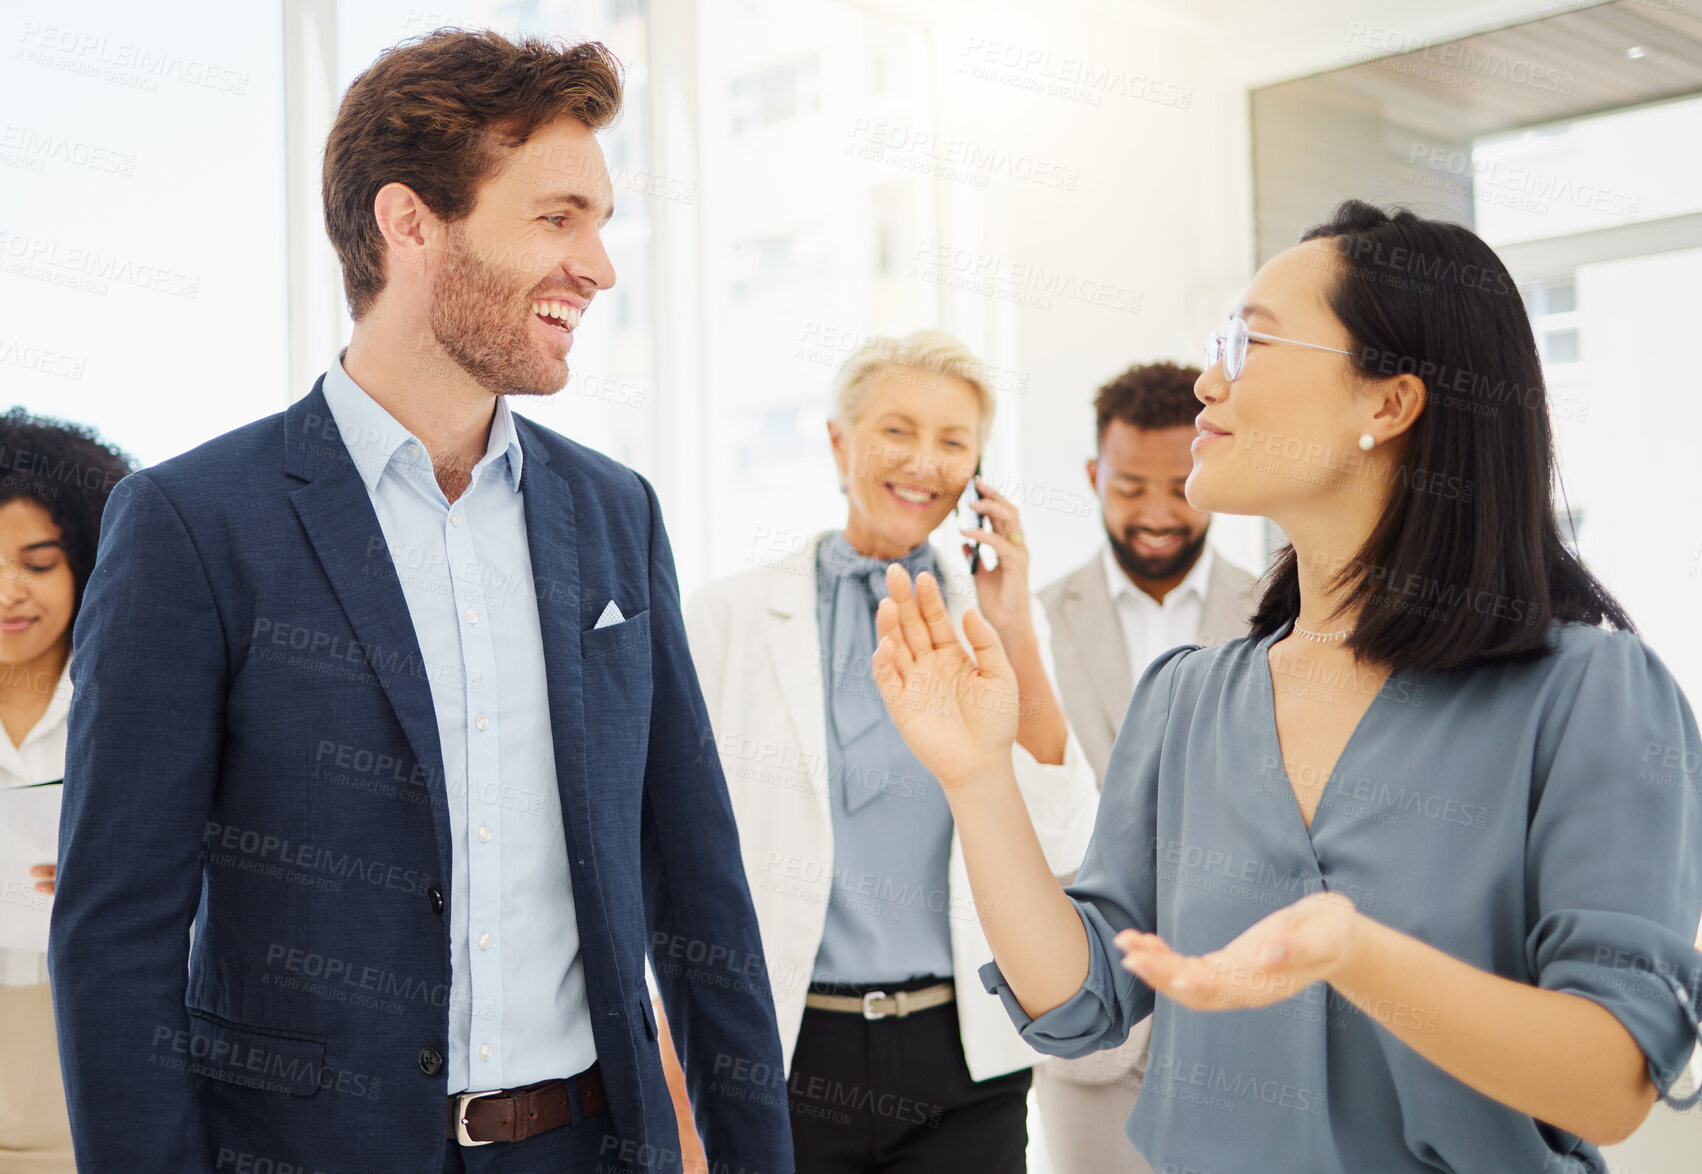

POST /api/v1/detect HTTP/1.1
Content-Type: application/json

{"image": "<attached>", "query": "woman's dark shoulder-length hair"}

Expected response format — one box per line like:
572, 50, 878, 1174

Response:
0, 407, 136, 625
1248, 199, 1630, 672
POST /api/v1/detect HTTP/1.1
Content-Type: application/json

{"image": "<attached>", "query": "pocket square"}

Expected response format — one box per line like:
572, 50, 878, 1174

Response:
594, 600, 625, 629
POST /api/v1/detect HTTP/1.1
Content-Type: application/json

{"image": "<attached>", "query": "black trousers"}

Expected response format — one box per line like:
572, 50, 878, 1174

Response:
788, 979, 1032, 1173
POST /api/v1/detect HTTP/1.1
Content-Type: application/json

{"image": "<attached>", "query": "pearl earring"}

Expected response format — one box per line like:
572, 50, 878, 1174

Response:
1357, 434, 1375, 452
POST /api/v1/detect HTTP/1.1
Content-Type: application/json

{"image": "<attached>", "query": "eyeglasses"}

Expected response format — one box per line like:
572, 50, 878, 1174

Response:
1204, 316, 1355, 381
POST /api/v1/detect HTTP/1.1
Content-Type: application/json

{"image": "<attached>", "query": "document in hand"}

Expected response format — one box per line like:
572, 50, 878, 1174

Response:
0, 779, 61, 952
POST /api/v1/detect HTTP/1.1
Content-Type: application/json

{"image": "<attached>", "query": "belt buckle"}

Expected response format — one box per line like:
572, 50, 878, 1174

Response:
454, 1089, 502, 1146
861, 990, 889, 1020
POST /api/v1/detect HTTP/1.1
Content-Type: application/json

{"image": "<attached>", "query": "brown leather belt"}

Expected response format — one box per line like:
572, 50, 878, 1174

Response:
446, 1065, 607, 1145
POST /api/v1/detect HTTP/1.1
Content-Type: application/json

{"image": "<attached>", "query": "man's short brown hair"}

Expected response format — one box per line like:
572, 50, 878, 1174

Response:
1093, 361, 1203, 447
322, 29, 624, 319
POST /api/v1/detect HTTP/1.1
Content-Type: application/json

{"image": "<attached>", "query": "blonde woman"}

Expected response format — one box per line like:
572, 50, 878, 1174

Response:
684, 331, 1098, 1171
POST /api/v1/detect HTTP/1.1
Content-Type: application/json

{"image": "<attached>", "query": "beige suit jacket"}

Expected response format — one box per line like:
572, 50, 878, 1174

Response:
1033, 545, 1257, 1086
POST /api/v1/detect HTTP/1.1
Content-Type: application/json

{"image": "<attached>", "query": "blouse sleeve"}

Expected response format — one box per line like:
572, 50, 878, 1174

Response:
1525, 629, 1702, 1108
978, 643, 1195, 1058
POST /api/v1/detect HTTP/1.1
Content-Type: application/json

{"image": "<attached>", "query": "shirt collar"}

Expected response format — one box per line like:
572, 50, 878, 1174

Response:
1102, 541, 1215, 607
320, 350, 523, 496
15, 651, 73, 755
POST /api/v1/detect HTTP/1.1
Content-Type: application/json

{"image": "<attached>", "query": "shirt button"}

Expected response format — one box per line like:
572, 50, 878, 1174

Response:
478, 932, 492, 950
476, 825, 492, 842
475, 715, 489, 731
427, 887, 444, 915
465, 608, 478, 624
417, 1047, 443, 1075
479, 1043, 492, 1061
449, 512, 461, 527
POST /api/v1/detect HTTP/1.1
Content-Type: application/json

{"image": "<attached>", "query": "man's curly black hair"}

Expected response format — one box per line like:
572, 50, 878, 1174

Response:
1093, 360, 1204, 448
0, 407, 136, 628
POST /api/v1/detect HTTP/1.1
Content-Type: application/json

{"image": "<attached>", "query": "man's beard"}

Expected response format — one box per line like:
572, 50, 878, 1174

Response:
428, 225, 567, 398
1108, 526, 1208, 584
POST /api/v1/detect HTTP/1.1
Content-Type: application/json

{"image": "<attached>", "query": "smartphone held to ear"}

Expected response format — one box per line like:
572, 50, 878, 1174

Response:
959, 461, 990, 573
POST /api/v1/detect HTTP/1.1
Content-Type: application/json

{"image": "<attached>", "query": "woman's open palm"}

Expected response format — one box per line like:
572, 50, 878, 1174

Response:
871, 566, 1019, 789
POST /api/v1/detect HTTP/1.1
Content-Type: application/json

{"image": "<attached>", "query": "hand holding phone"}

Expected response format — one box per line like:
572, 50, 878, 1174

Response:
959, 462, 989, 573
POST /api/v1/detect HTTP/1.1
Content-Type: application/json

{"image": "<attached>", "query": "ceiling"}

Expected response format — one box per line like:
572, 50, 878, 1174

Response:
1286, 0, 1702, 140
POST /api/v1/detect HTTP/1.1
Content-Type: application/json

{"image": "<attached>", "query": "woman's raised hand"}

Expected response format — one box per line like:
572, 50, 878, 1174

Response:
871, 565, 1019, 790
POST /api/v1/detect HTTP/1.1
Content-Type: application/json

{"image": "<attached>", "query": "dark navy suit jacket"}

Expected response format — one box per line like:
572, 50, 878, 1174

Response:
49, 382, 792, 1173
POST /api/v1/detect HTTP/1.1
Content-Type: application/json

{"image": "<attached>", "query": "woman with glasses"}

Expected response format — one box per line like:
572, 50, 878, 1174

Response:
0, 409, 133, 1171
865, 202, 1702, 1173
683, 330, 1098, 1172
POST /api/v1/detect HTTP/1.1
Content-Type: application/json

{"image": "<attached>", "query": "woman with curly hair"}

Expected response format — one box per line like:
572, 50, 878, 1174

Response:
0, 408, 133, 1170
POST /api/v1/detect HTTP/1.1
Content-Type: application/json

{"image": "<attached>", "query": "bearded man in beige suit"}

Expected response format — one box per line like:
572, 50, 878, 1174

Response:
1033, 362, 1258, 1174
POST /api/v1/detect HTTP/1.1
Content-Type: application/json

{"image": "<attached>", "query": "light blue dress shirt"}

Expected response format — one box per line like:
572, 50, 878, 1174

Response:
811, 532, 955, 984
321, 353, 594, 1094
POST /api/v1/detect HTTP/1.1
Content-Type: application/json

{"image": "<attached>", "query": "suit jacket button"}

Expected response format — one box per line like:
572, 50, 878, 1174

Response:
418, 1047, 443, 1076
428, 887, 444, 915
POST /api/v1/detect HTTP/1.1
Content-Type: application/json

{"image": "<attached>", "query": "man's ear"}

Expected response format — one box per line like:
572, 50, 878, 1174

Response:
372, 181, 435, 280
1086, 457, 1100, 495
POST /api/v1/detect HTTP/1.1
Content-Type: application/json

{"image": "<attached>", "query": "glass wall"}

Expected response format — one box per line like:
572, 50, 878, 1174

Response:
0, 0, 287, 465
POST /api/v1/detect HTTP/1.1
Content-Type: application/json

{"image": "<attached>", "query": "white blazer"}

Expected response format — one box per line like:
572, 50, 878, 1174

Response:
684, 529, 1100, 1082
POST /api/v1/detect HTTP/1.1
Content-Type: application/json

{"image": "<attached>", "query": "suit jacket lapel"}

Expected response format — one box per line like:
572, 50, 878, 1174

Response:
764, 536, 830, 826
284, 382, 453, 883
1069, 559, 1134, 734
511, 421, 596, 882
1199, 554, 1258, 645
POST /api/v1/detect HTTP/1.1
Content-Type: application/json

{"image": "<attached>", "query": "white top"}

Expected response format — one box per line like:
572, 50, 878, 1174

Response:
0, 654, 73, 985
1101, 543, 1215, 680
684, 531, 1102, 1082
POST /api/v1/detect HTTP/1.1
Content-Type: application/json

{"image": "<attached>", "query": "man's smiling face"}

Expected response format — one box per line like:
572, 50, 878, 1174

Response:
426, 115, 618, 397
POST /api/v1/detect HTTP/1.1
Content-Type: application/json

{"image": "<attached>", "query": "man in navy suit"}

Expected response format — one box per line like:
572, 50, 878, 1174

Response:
49, 30, 791, 1174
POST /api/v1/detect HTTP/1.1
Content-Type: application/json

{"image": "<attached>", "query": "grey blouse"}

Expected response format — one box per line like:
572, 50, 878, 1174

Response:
982, 619, 1702, 1173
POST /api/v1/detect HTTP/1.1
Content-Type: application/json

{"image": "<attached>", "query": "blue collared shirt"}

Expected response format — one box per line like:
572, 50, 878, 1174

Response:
810, 532, 955, 984
321, 353, 594, 1093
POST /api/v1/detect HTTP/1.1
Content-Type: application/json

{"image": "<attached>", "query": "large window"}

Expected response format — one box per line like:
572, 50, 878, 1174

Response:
1473, 96, 1702, 705
0, 0, 286, 466
693, 0, 946, 588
